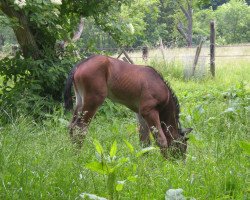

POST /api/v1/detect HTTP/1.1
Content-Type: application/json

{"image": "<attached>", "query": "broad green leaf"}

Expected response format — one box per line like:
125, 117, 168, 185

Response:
136, 147, 156, 157
112, 157, 129, 172
93, 139, 104, 155
123, 139, 134, 153
116, 180, 126, 191
127, 175, 138, 182
110, 140, 117, 158
85, 161, 108, 175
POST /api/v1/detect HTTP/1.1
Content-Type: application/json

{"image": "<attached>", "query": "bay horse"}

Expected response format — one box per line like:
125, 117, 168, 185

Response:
64, 55, 192, 157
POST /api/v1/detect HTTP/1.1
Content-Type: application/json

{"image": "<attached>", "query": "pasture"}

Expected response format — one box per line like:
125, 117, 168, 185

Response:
0, 49, 249, 199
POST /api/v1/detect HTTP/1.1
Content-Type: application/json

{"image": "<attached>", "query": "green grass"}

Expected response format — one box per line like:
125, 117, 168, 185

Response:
0, 61, 249, 200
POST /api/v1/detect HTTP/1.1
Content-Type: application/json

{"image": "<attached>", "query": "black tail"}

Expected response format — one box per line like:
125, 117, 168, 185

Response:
64, 67, 76, 110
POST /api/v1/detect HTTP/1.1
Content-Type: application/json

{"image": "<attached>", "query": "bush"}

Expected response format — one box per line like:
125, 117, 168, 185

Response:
215, 0, 250, 44
0, 51, 78, 122
194, 0, 250, 45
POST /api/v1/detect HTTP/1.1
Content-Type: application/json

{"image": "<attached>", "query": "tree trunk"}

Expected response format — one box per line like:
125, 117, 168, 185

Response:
177, 0, 193, 47
187, 0, 193, 47
0, 34, 5, 50
0, 1, 41, 59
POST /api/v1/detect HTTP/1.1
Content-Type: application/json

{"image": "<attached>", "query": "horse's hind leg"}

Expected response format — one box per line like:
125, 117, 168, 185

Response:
137, 114, 150, 147
71, 89, 106, 148
69, 87, 84, 146
70, 88, 83, 129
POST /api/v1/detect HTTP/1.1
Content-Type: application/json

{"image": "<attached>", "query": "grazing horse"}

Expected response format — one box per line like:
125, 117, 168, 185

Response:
64, 55, 192, 157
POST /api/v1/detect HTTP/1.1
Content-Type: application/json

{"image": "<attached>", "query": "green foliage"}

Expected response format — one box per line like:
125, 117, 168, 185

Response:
76, 0, 250, 47
197, 0, 230, 9
85, 139, 129, 199
92, 0, 158, 47
144, 0, 178, 46
239, 141, 250, 156
193, 8, 215, 39
194, 0, 250, 44
85, 138, 156, 199
0, 51, 78, 122
215, 0, 250, 44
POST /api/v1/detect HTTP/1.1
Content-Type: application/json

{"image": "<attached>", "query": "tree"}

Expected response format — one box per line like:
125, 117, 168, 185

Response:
157, 0, 178, 46
176, 0, 194, 47
197, 0, 230, 9
215, 0, 250, 44
0, 0, 136, 116
193, 7, 215, 40
0, 0, 133, 60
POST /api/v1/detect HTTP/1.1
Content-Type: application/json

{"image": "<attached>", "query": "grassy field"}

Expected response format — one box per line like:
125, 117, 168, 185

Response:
0, 52, 249, 199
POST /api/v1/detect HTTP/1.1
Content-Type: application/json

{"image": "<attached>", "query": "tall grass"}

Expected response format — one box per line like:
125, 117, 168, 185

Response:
0, 60, 249, 199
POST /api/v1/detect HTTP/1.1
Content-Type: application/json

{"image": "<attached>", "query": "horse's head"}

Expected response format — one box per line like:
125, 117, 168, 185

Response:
163, 123, 192, 158
175, 127, 193, 154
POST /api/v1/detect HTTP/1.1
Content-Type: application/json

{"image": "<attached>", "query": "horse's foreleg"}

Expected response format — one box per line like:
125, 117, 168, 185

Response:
141, 110, 168, 149
136, 114, 150, 147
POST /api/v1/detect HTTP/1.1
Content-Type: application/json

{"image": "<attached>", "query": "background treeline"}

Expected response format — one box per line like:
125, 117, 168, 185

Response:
1, 0, 249, 51
83, 0, 250, 49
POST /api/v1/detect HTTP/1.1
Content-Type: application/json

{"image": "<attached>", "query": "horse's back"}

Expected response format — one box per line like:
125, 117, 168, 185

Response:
106, 56, 169, 112
73, 55, 169, 112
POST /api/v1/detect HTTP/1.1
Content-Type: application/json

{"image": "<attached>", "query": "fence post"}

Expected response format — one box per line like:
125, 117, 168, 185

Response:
210, 21, 215, 77
142, 46, 149, 61
159, 37, 166, 63
122, 50, 134, 64
192, 39, 204, 76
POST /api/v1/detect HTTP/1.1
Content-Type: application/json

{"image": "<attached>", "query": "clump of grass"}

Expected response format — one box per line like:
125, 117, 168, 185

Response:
149, 59, 184, 80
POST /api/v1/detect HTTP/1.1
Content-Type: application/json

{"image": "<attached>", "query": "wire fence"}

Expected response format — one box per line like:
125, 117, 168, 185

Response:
96, 44, 250, 60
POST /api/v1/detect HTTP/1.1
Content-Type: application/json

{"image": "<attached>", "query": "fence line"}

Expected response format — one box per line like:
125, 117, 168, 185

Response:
109, 44, 250, 64
96, 44, 250, 61
124, 55, 250, 59
96, 44, 250, 51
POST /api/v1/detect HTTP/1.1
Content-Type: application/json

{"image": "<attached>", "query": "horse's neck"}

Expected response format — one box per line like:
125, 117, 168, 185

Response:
160, 103, 179, 138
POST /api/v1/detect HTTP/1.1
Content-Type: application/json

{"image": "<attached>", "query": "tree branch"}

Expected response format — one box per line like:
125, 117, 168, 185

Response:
60, 17, 84, 49
177, 22, 189, 43
186, 0, 193, 21
176, 0, 193, 47
179, 4, 190, 20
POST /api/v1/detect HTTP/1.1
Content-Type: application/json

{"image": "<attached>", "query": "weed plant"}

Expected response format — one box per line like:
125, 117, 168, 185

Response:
0, 61, 249, 199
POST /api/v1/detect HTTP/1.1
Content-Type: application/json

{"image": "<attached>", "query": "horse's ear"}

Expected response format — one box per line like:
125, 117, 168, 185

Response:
181, 128, 193, 136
